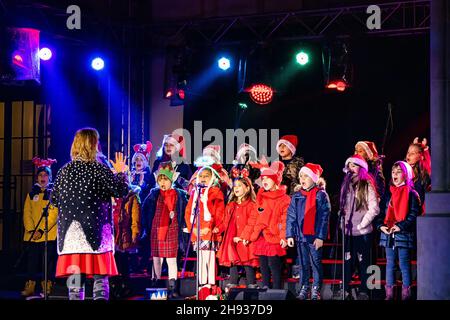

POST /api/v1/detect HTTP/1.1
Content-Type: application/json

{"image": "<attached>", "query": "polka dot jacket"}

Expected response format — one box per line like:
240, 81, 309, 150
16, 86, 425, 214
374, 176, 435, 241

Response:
51, 160, 129, 255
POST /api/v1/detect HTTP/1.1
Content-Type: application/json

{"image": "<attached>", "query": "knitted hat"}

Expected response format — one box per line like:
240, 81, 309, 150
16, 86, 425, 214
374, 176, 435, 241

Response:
299, 163, 323, 184
355, 141, 379, 161
276, 135, 298, 155
132, 141, 153, 167
260, 161, 285, 186
344, 154, 369, 173
203, 145, 221, 163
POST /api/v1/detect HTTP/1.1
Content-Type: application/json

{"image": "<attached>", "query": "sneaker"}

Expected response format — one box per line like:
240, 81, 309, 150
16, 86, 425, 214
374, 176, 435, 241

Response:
297, 285, 310, 300
311, 286, 321, 300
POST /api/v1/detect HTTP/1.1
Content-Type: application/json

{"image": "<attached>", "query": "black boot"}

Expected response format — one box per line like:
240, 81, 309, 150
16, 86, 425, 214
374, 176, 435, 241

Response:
168, 279, 179, 299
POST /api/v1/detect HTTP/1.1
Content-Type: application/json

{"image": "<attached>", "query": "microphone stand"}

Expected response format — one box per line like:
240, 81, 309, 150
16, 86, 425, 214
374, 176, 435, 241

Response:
181, 184, 205, 300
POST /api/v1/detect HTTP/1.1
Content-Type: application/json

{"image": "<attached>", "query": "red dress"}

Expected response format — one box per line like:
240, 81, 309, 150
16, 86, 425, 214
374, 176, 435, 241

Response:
217, 199, 259, 267
150, 195, 179, 258
56, 252, 118, 277
251, 187, 291, 257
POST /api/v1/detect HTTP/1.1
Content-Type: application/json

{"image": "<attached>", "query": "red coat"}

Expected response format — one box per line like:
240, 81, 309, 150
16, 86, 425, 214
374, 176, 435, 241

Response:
250, 187, 290, 245
216, 199, 259, 267
185, 186, 225, 242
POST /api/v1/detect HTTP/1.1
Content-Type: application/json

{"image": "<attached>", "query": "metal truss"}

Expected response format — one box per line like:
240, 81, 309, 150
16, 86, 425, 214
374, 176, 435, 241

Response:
152, 0, 430, 46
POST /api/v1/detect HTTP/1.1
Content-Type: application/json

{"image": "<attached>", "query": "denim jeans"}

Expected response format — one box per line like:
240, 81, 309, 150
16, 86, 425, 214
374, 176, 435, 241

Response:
298, 241, 323, 288
385, 247, 411, 287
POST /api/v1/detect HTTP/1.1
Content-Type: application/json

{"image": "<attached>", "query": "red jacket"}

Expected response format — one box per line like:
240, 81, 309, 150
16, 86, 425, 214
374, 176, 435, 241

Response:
216, 198, 259, 267
185, 186, 225, 242
250, 187, 290, 244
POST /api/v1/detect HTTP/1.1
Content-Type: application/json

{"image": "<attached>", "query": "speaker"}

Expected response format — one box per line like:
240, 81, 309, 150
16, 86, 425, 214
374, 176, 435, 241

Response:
228, 288, 296, 300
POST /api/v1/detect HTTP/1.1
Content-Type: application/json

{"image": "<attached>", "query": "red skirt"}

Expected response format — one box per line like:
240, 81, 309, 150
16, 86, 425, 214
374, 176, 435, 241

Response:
150, 196, 179, 258
253, 235, 286, 257
56, 251, 118, 277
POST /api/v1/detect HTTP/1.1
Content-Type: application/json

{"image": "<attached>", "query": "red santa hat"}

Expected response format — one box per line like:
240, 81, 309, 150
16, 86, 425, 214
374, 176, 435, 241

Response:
355, 141, 379, 161
344, 154, 369, 172
157, 133, 185, 158
299, 163, 323, 184
132, 141, 153, 167
394, 160, 414, 182
276, 135, 298, 155
260, 161, 285, 186
203, 145, 221, 163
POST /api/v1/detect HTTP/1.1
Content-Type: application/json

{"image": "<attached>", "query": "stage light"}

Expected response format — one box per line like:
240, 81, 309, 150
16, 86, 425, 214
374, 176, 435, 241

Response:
238, 102, 248, 110
249, 84, 274, 105
39, 48, 52, 61
91, 57, 105, 71
165, 90, 174, 98
326, 80, 347, 92
178, 89, 185, 100
218, 57, 230, 71
13, 54, 24, 66
295, 51, 309, 66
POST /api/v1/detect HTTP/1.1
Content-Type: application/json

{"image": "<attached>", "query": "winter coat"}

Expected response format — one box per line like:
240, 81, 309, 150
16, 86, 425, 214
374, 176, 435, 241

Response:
51, 160, 129, 255
23, 184, 58, 242
375, 188, 421, 249
113, 186, 141, 252
131, 166, 155, 202
142, 187, 189, 254
368, 160, 386, 199
216, 199, 259, 266
185, 186, 225, 242
286, 188, 331, 242
250, 188, 291, 244
281, 156, 305, 196
341, 182, 380, 236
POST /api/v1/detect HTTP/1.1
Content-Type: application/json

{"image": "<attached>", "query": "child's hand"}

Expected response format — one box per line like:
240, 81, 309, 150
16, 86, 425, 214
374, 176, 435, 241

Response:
169, 211, 175, 219
233, 237, 242, 243
390, 225, 401, 233
287, 238, 295, 247
380, 226, 391, 235
313, 238, 323, 250
182, 228, 189, 233
200, 228, 210, 236
32, 230, 43, 241
280, 239, 287, 248
212, 227, 220, 234
242, 240, 249, 246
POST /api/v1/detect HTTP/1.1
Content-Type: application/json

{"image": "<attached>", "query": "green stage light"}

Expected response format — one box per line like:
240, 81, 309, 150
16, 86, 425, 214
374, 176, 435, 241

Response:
295, 51, 309, 66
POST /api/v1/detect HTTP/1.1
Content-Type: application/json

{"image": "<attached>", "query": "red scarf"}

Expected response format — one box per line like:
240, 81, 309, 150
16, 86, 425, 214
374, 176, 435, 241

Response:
300, 187, 319, 236
158, 189, 177, 241
384, 185, 410, 229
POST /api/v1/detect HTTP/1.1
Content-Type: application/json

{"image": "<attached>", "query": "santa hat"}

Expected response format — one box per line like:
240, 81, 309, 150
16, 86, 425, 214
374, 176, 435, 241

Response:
156, 134, 185, 158
394, 161, 414, 183
234, 143, 257, 164
203, 145, 221, 163
32, 157, 57, 180
355, 141, 379, 161
132, 141, 153, 167
153, 161, 180, 183
344, 154, 368, 173
260, 161, 285, 186
276, 135, 298, 155
299, 163, 323, 184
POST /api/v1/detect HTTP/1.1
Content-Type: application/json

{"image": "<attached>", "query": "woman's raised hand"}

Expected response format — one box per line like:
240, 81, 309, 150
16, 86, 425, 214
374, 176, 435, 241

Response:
109, 152, 129, 174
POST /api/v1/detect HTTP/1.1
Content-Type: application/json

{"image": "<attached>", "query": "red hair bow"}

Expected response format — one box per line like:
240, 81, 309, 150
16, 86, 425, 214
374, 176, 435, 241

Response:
32, 156, 57, 168
231, 167, 250, 179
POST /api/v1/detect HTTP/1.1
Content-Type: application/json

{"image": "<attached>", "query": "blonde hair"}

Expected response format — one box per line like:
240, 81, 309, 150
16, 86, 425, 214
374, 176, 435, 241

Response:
70, 127, 100, 162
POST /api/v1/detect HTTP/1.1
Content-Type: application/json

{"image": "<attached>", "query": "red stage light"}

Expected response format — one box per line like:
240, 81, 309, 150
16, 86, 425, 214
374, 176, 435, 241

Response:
165, 90, 173, 98
249, 84, 274, 105
326, 80, 347, 92
178, 89, 185, 100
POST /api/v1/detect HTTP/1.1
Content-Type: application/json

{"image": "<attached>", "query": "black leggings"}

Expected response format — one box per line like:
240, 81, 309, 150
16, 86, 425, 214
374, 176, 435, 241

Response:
229, 265, 256, 285
259, 256, 282, 289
